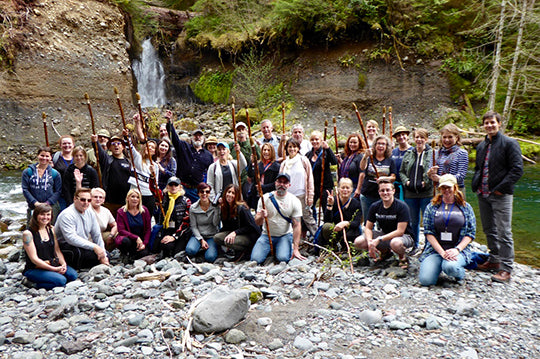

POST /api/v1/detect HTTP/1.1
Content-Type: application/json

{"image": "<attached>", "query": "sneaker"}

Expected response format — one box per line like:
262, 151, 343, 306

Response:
21, 277, 35, 288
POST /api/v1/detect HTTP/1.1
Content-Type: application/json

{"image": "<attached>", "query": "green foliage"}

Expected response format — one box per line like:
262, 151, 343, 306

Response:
519, 142, 540, 160
357, 72, 367, 89
161, 0, 196, 10
338, 54, 356, 67
190, 69, 233, 104
111, 0, 159, 48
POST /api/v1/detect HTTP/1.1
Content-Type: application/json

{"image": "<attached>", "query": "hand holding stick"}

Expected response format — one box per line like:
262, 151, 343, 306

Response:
352, 103, 379, 178
84, 93, 103, 187
42, 112, 49, 147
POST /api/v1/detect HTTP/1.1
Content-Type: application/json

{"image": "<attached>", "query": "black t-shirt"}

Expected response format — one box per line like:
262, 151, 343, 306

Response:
107, 157, 131, 204
221, 164, 233, 192
434, 204, 465, 249
367, 198, 414, 237
361, 157, 397, 198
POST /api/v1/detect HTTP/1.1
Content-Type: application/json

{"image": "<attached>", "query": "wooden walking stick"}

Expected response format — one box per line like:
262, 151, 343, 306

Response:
250, 137, 274, 255
136, 93, 166, 218
431, 139, 437, 197
42, 112, 49, 147
334, 186, 354, 274
282, 102, 286, 136
245, 103, 253, 140
84, 93, 103, 188
388, 106, 393, 142
114, 87, 141, 194
382, 106, 386, 135
231, 98, 242, 198
333, 117, 340, 181
352, 103, 379, 178
317, 120, 328, 227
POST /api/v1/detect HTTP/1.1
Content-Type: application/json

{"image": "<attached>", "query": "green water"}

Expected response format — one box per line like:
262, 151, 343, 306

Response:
465, 164, 540, 268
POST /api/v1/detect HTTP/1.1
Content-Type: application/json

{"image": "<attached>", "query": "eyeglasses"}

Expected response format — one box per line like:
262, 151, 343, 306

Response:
110, 141, 122, 146
199, 189, 211, 194
77, 197, 92, 203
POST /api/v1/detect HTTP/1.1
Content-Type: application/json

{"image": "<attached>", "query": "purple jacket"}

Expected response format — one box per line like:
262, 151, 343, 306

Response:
115, 206, 152, 246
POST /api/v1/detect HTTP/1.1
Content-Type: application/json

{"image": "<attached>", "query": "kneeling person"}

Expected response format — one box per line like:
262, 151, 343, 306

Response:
251, 173, 306, 264
354, 178, 414, 268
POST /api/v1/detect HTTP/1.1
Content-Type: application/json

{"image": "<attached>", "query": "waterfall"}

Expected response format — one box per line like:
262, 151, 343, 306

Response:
132, 38, 167, 108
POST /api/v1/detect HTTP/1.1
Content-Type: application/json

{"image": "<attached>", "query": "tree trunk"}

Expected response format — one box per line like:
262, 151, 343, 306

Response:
488, 0, 507, 111
502, 0, 528, 128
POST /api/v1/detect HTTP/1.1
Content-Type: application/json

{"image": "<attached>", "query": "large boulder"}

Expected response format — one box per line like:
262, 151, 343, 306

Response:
192, 287, 250, 333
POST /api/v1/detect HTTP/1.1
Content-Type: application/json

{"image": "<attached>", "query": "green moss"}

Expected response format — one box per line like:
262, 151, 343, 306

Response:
519, 142, 540, 160
190, 69, 233, 104
357, 72, 367, 89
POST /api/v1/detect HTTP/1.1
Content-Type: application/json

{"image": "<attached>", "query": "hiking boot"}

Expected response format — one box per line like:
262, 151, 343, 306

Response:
477, 261, 500, 272
492, 270, 511, 283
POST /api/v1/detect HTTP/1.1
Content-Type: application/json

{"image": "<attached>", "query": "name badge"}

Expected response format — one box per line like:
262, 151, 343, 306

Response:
168, 221, 175, 229
441, 232, 452, 242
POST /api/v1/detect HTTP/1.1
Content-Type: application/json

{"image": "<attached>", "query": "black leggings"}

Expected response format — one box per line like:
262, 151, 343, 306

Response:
60, 242, 108, 270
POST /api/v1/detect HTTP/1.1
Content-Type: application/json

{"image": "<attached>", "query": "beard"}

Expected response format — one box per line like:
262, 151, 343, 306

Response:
193, 140, 203, 147
276, 185, 288, 196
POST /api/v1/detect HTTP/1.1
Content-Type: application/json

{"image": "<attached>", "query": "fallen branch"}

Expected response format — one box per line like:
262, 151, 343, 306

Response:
457, 126, 540, 146
186, 255, 203, 273
134, 271, 171, 282
301, 240, 343, 267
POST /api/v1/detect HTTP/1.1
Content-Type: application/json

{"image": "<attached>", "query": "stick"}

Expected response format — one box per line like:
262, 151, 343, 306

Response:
84, 93, 103, 188
334, 186, 354, 274
231, 98, 242, 198
250, 137, 274, 255
382, 106, 386, 136
281, 102, 285, 135
301, 240, 343, 266
114, 87, 141, 194
352, 103, 379, 178
333, 117, 339, 181
137, 92, 166, 218
388, 106, 393, 142
42, 112, 49, 147
317, 120, 328, 227
431, 139, 437, 196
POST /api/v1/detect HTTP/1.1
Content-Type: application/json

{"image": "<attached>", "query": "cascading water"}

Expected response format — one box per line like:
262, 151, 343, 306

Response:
132, 38, 167, 108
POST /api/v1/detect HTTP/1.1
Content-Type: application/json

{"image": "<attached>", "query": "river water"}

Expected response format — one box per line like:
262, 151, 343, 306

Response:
1, 167, 539, 266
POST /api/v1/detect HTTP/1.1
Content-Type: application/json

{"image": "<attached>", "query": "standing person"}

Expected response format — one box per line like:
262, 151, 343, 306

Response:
391, 126, 412, 199
154, 177, 191, 257
365, 120, 379, 148
399, 128, 433, 250
353, 178, 415, 268
92, 134, 131, 218
22, 146, 62, 223
280, 123, 312, 157
205, 136, 219, 162
90, 188, 118, 252
165, 112, 213, 203
279, 138, 318, 239
428, 123, 469, 193
356, 135, 397, 223
472, 111, 523, 283
258, 119, 281, 155
186, 183, 220, 263
306, 130, 338, 218
419, 174, 476, 286
207, 142, 247, 204
251, 173, 306, 264
230, 121, 260, 200
22, 204, 77, 289
115, 189, 151, 261
338, 133, 365, 190
156, 138, 177, 191
53, 135, 74, 210
87, 129, 110, 169
62, 146, 99, 206
247, 143, 281, 209
319, 178, 362, 251
55, 188, 109, 269
214, 184, 261, 258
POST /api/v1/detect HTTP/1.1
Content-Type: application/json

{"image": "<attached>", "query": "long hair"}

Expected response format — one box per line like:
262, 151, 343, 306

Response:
28, 204, 53, 232
284, 138, 300, 157
142, 140, 157, 162
220, 184, 246, 220
344, 133, 364, 156
157, 138, 172, 164
372, 135, 392, 158
122, 189, 144, 213
439, 123, 462, 146
260, 143, 276, 162
431, 184, 466, 206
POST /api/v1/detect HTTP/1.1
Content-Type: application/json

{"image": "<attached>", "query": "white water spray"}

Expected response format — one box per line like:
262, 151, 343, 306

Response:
132, 38, 167, 108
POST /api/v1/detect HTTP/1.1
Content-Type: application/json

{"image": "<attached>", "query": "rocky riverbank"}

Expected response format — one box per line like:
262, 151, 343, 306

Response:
0, 241, 538, 359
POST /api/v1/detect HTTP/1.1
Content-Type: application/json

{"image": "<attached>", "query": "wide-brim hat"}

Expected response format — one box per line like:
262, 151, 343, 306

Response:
97, 129, 110, 138
205, 136, 218, 145
392, 125, 410, 138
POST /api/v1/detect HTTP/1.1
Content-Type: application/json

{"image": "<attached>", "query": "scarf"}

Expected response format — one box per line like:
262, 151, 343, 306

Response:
282, 153, 301, 174
164, 192, 182, 228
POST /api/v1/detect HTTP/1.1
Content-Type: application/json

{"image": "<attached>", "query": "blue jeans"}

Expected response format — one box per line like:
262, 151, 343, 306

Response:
404, 197, 432, 248
186, 236, 218, 263
251, 233, 293, 264
477, 194, 514, 273
360, 194, 378, 225
419, 252, 466, 286
184, 188, 199, 205
24, 266, 78, 290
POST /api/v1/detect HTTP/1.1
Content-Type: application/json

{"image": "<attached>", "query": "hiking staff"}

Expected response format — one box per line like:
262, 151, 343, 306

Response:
317, 119, 328, 227
352, 103, 379, 178
114, 87, 141, 194
333, 116, 340, 177
388, 106, 393, 142
281, 102, 286, 135
245, 103, 253, 140
231, 98, 242, 197
136, 93, 165, 218
382, 106, 386, 135
84, 93, 103, 188
431, 139, 437, 197
42, 112, 49, 147
334, 185, 354, 274
250, 137, 274, 255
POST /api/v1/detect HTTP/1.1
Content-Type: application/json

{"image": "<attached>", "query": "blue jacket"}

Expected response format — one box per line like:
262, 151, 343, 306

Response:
21, 163, 62, 209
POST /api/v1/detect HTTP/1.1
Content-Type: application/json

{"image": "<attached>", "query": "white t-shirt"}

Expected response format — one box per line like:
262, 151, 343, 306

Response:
258, 192, 302, 237
91, 206, 115, 232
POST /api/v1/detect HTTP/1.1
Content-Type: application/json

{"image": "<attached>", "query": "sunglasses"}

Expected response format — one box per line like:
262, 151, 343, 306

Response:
110, 141, 122, 146
168, 183, 180, 187
199, 189, 211, 194
77, 197, 92, 203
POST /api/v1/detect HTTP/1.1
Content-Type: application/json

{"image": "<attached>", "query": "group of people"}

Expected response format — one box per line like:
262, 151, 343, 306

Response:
20, 109, 523, 290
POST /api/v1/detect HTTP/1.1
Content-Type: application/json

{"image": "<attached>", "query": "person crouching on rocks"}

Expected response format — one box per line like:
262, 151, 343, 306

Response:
22, 204, 77, 289
115, 189, 151, 262
250, 173, 306, 264
353, 177, 415, 269
418, 174, 476, 286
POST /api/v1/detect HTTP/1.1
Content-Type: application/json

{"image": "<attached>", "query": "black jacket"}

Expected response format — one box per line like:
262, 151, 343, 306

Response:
472, 132, 523, 195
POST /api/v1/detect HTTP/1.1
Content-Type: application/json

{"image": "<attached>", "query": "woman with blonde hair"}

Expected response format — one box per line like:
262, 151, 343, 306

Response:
419, 174, 475, 286
115, 189, 151, 261
365, 120, 379, 148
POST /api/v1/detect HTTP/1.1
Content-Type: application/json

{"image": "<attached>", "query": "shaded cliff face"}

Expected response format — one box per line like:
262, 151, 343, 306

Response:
0, 0, 133, 168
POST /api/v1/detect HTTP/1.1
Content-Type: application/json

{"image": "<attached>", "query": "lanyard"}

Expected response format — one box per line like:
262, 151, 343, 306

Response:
442, 202, 455, 231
